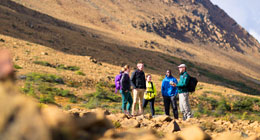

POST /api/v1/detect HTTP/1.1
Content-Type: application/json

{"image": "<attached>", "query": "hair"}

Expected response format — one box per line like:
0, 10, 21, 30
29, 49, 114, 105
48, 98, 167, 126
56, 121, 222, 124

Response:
146, 74, 151, 78
122, 65, 130, 72
137, 61, 144, 65
166, 69, 172, 76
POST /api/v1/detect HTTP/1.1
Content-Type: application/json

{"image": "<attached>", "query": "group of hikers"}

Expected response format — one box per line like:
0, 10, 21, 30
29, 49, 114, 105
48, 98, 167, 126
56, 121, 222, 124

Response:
115, 62, 195, 121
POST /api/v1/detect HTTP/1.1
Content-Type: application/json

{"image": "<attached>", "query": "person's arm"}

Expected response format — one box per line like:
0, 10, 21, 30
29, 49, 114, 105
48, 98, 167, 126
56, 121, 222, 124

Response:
161, 79, 165, 96
130, 71, 136, 89
120, 74, 126, 91
177, 73, 190, 88
144, 72, 146, 89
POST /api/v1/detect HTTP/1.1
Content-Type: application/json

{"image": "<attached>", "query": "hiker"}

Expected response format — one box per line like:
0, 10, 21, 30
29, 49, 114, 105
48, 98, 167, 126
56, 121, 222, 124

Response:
131, 62, 146, 116
143, 74, 157, 116
120, 65, 133, 116
172, 64, 192, 120
115, 70, 123, 93
161, 69, 179, 119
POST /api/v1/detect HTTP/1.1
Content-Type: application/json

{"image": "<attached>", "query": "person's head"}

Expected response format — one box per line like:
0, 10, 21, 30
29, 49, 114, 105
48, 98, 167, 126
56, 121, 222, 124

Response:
146, 74, 152, 82
0, 49, 15, 81
166, 69, 172, 77
137, 62, 144, 71
178, 64, 186, 74
122, 65, 130, 73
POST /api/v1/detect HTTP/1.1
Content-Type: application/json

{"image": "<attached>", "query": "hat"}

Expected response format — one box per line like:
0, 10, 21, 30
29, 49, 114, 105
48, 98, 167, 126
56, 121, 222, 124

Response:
178, 64, 186, 68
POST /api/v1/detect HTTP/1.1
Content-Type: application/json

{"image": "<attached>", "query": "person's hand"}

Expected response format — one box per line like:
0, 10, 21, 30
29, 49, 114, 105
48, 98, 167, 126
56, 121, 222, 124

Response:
171, 83, 177, 87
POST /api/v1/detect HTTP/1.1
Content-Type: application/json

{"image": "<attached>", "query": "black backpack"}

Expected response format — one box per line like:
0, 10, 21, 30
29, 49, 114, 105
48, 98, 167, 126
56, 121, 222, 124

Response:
187, 76, 198, 93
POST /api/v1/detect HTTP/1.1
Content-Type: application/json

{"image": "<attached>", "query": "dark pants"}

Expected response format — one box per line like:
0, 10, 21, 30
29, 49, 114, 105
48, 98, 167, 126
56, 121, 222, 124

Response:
142, 98, 155, 116
163, 96, 178, 119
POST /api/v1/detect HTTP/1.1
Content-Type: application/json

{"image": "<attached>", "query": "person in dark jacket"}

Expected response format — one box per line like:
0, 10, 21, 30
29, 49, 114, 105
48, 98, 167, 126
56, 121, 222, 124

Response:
131, 62, 146, 116
172, 64, 192, 120
161, 69, 179, 119
120, 65, 133, 116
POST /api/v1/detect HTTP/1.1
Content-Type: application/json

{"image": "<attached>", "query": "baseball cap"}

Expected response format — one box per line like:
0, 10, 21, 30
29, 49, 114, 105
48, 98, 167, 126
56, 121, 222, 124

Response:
178, 64, 186, 68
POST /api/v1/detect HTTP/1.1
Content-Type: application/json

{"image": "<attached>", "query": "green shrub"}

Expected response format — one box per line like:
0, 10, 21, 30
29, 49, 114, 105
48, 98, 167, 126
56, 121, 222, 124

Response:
14, 64, 23, 69
214, 98, 231, 116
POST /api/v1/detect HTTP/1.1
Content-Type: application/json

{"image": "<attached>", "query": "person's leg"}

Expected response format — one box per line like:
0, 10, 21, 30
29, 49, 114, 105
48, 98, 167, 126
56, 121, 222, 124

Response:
120, 90, 127, 112
163, 96, 170, 115
138, 89, 145, 115
142, 98, 149, 114
182, 92, 192, 119
170, 96, 179, 119
149, 98, 155, 116
132, 89, 138, 115
126, 91, 133, 113
179, 93, 186, 120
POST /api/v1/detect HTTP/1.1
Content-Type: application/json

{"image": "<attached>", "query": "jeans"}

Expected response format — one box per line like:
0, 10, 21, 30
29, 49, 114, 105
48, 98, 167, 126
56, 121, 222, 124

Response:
163, 96, 178, 119
120, 90, 133, 112
142, 98, 155, 116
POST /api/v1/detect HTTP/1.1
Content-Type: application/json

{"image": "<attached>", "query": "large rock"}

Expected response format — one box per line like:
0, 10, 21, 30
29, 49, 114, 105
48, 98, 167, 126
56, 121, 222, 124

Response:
0, 91, 51, 140
163, 120, 181, 133
179, 126, 211, 140
153, 115, 173, 122
214, 132, 242, 140
121, 119, 140, 128
101, 128, 158, 140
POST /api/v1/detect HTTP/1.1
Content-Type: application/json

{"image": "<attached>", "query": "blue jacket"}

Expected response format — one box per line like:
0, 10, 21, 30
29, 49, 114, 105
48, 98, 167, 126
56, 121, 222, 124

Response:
161, 75, 178, 97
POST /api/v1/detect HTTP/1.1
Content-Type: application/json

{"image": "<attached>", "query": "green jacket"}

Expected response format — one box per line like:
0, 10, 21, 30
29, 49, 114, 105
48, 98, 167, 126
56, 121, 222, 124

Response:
177, 71, 190, 93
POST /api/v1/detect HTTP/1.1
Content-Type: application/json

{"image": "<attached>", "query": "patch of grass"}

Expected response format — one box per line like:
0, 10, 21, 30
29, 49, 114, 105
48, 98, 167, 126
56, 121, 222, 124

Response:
14, 64, 23, 69
75, 71, 86, 76
69, 96, 77, 103
154, 106, 164, 115
39, 94, 55, 104
26, 72, 64, 84
33, 61, 53, 67
113, 121, 121, 128
82, 82, 121, 110
33, 60, 81, 72
66, 81, 82, 88
64, 104, 72, 110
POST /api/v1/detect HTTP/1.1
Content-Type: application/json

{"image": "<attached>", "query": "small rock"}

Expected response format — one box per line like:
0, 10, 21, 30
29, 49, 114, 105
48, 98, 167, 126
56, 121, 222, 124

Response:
0, 38, 5, 42
41, 52, 48, 55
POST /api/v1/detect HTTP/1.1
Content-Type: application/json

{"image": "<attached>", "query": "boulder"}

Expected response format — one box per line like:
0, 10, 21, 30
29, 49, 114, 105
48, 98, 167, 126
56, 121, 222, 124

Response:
214, 132, 242, 140
153, 115, 173, 122
121, 119, 140, 128
0, 91, 51, 140
179, 126, 211, 140
163, 120, 181, 133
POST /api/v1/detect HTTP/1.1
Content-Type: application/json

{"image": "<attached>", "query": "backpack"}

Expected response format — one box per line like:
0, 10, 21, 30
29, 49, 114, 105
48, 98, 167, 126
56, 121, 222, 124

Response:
115, 73, 122, 93
187, 76, 198, 93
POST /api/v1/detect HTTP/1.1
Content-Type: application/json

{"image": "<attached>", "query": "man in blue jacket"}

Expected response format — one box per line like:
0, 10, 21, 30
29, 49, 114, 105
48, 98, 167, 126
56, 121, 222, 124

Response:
161, 69, 178, 119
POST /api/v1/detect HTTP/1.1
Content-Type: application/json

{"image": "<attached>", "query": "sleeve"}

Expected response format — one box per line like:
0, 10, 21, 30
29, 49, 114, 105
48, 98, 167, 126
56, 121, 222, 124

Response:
130, 71, 136, 89
161, 79, 165, 96
177, 74, 190, 88
144, 73, 146, 89
120, 74, 126, 91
